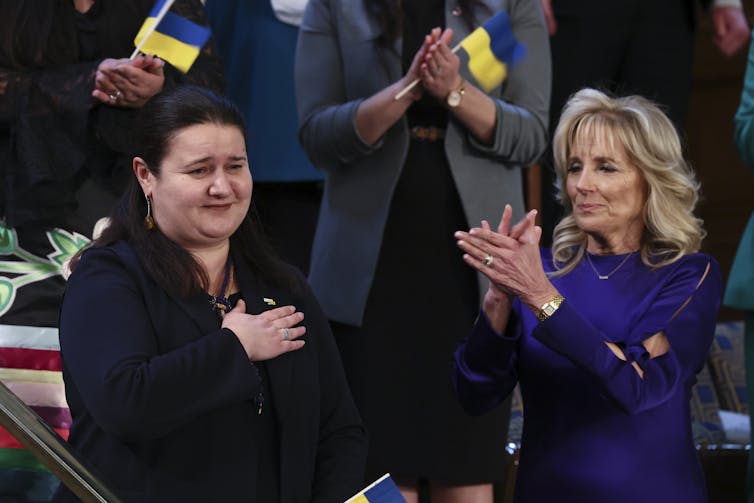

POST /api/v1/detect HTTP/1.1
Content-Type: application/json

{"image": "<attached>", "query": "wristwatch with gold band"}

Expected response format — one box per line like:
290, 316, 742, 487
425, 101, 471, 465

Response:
537, 294, 564, 322
446, 79, 465, 108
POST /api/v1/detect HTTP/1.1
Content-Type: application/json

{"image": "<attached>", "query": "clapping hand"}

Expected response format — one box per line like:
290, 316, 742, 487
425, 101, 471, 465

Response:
418, 28, 461, 101
456, 206, 542, 301
398, 27, 445, 102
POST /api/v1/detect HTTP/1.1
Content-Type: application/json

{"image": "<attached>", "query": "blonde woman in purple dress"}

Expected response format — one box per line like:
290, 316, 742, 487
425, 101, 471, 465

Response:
454, 88, 722, 502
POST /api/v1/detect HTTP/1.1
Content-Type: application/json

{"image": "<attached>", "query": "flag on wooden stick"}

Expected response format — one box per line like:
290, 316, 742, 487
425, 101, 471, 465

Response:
133, 0, 211, 73
394, 10, 526, 100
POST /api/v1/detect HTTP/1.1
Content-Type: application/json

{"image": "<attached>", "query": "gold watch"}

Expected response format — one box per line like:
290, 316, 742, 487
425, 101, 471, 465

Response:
537, 294, 564, 322
446, 79, 465, 108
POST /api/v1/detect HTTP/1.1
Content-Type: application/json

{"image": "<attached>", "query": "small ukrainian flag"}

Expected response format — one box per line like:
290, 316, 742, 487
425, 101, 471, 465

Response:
134, 0, 211, 73
344, 473, 406, 503
459, 10, 526, 92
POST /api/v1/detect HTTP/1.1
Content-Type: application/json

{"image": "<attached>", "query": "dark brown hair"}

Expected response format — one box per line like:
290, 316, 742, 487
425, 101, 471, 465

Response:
72, 85, 296, 295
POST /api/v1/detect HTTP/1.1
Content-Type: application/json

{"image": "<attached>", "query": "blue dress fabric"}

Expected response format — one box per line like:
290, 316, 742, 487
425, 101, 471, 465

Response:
453, 249, 723, 502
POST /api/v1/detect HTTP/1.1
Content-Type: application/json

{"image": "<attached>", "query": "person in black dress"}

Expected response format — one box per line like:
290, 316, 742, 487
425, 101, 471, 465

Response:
295, 0, 550, 500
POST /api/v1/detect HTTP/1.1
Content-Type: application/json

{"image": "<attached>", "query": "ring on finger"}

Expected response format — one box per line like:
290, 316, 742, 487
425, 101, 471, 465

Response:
483, 254, 494, 267
281, 327, 290, 341
108, 89, 123, 103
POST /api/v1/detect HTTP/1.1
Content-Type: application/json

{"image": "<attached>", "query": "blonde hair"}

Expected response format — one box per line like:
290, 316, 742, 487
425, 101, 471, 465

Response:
550, 88, 705, 275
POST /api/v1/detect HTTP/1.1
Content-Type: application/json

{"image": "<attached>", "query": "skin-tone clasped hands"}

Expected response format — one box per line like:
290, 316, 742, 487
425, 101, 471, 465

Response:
392, 27, 458, 103
92, 54, 165, 108
417, 27, 462, 101
455, 205, 670, 378
415, 27, 498, 144
356, 26, 496, 147
455, 205, 559, 334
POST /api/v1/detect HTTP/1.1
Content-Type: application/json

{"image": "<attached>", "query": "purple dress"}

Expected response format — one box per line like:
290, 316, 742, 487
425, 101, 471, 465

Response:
453, 249, 722, 502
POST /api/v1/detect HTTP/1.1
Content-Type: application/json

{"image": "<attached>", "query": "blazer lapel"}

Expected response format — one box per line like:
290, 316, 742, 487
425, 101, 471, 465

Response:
232, 256, 295, 427
168, 289, 219, 338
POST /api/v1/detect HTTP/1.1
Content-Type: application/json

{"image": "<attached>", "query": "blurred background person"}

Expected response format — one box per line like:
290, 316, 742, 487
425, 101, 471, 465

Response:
0, 1, 222, 499
204, 0, 321, 274
454, 88, 722, 502
295, 0, 550, 501
0, 0, 223, 326
55, 85, 367, 502
537, 0, 749, 245
726, 30, 754, 503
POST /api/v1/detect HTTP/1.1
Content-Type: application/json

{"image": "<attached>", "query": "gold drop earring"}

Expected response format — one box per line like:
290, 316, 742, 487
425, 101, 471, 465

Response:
144, 194, 155, 230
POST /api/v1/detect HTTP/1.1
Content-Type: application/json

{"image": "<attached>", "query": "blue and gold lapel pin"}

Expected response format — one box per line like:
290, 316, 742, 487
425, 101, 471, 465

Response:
263, 297, 277, 306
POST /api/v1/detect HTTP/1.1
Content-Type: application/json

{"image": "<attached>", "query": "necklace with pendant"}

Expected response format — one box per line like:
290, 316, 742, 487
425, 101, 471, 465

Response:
585, 251, 635, 280
209, 256, 234, 318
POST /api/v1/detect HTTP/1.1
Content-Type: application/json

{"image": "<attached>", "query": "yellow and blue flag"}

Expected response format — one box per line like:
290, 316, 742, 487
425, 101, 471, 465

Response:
134, 0, 211, 73
344, 473, 406, 503
459, 10, 526, 92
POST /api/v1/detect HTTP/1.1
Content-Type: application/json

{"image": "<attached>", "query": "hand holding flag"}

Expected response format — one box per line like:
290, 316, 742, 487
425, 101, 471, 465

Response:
395, 10, 525, 100
92, 54, 165, 107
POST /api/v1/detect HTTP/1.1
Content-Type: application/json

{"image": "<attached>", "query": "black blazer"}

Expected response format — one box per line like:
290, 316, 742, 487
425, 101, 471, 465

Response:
56, 241, 366, 502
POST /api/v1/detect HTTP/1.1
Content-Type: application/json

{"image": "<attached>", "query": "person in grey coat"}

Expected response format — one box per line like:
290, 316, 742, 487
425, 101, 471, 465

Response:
295, 1, 550, 500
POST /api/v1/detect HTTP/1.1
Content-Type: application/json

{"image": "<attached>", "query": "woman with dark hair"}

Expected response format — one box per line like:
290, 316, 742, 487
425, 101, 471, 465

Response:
295, 0, 549, 500
55, 85, 367, 502
0, 2, 222, 498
